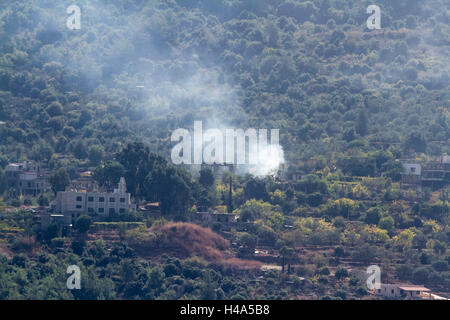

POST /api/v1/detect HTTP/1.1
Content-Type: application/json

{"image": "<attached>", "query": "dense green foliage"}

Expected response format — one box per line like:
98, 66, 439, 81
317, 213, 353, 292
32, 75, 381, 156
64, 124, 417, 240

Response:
0, 0, 449, 300
0, 0, 448, 165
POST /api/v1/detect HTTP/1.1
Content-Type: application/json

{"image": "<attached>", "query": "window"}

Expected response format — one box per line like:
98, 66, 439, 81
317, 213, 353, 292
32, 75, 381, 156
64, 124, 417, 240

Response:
76, 196, 82, 201
99, 197, 105, 202
120, 198, 125, 203
88, 208, 94, 213
76, 205, 82, 209
98, 208, 104, 213
88, 196, 94, 202
109, 208, 115, 214
119, 208, 125, 214
109, 197, 115, 202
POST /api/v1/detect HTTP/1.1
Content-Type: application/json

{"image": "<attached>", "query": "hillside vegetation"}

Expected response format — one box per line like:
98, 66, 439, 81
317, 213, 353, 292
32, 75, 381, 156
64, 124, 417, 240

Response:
0, 0, 448, 168
0, 0, 449, 300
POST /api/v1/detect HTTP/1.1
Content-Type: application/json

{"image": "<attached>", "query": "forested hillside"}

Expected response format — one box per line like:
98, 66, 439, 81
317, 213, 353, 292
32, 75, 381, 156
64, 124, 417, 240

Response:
0, 0, 449, 301
0, 0, 448, 167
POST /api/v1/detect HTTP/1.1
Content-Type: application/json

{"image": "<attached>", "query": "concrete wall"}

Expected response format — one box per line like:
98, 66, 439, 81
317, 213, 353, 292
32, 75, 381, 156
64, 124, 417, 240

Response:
402, 163, 421, 175
377, 284, 401, 298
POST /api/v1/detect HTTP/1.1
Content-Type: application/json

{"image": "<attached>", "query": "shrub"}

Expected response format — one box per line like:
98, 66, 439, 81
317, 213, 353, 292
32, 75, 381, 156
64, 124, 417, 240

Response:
413, 267, 432, 284
355, 287, 367, 297
164, 263, 179, 277
74, 215, 92, 234
336, 289, 347, 299
432, 261, 448, 272
334, 246, 345, 257
396, 264, 413, 280
307, 192, 323, 207
11, 254, 27, 268
50, 237, 66, 248
378, 216, 395, 231
317, 275, 328, 284
318, 266, 330, 275
335, 267, 349, 280
365, 207, 382, 225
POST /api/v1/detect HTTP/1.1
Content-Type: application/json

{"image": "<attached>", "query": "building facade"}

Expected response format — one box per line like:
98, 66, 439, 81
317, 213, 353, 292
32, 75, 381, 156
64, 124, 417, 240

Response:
4, 161, 48, 197
51, 177, 135, 223
376, 284, 431, 299
421, 160, 450, 190
400, 160, 422, 190
400, 157, 450, 190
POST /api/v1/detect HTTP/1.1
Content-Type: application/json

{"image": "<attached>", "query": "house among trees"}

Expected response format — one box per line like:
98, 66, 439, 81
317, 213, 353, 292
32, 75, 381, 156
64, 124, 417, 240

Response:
194, 206, 237, 230
400, 160, 422, 190
400, 156, 450, 190
376, 284, 432, 300
4, 161, 49, 197
70, 171, 96, 191
34, 212, 70, 230
49, 177, 135, 225
421, 156, 450, 190
138, 202, 162, 216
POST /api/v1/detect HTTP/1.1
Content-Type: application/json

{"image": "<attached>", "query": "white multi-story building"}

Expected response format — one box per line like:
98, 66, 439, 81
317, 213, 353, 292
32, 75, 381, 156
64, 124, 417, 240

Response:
51, 177, 135, 223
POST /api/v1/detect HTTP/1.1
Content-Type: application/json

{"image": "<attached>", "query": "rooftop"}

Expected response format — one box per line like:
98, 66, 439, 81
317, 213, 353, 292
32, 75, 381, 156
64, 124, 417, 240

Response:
398, 285, 430, 292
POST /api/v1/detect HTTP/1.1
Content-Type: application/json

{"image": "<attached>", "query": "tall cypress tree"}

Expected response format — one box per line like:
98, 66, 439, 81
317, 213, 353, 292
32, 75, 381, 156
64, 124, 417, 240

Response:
356, 108, 369, 136
228, 176, 233, 213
